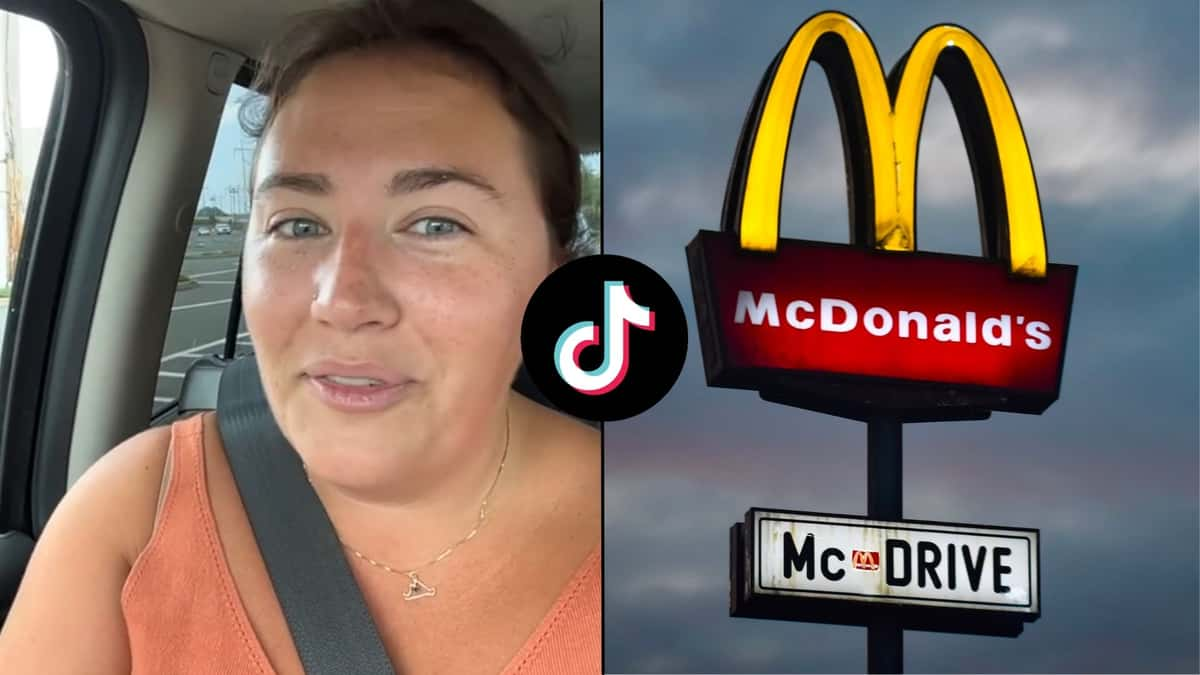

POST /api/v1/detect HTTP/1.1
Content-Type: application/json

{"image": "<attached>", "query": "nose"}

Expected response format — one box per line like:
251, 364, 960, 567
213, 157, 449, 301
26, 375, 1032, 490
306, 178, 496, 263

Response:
311, 225, 402, 332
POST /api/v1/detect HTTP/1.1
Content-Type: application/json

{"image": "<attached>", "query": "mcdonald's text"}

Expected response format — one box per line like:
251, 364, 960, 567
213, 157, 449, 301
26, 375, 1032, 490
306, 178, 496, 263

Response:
734, 292, 1053, 350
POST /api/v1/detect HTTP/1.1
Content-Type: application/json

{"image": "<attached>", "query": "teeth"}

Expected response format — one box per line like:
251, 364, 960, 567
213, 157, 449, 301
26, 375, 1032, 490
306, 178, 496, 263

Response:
323, 375, 385, 387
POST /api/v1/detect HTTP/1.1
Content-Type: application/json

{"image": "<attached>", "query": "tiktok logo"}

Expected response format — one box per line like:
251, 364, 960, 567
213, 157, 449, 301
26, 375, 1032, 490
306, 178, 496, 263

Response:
521, 255, 687, 422
554, 282, 655, 395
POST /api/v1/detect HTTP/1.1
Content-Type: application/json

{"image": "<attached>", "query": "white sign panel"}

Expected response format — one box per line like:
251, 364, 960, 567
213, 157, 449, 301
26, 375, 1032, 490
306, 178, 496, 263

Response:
751, 510, 1038, 614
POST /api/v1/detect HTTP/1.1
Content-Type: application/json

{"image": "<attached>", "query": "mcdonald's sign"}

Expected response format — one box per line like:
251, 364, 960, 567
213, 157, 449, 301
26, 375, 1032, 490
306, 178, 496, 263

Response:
686, 12, 1078, 419
730, 509, 1040, 636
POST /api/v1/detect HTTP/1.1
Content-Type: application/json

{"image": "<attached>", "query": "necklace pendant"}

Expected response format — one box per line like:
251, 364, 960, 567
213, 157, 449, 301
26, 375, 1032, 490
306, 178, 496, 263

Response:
404, 573, 436, 601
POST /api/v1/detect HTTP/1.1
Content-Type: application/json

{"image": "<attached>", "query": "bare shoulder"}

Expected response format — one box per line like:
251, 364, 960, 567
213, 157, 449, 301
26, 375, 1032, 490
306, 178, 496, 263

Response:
71, 422, 175, 564
0, 421, 175, 672
26, 421, 174, 568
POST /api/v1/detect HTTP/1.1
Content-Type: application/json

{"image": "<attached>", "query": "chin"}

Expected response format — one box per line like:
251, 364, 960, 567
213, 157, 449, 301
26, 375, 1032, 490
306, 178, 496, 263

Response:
283, 406, 415, 470
303, 436, 409, 487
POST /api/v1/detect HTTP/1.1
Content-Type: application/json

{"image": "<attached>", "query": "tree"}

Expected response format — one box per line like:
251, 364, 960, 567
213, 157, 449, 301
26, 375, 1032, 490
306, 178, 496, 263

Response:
575, 158, 600, 256
194, 205, 228, 225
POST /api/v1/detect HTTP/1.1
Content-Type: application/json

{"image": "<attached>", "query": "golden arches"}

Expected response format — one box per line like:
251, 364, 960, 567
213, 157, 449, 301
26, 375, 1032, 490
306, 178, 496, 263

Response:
733, 12, 1047, 278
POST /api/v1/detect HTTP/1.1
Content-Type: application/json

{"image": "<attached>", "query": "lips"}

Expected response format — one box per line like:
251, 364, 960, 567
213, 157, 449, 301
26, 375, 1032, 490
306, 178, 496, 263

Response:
303, 359, 410, 386
302, 359, 417, 413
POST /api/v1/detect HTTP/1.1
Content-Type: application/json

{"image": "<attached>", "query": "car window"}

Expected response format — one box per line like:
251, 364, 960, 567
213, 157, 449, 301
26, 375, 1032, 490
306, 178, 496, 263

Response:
153, 83, 257, 416
152, 86, 602, 416
0, 12, 58, 362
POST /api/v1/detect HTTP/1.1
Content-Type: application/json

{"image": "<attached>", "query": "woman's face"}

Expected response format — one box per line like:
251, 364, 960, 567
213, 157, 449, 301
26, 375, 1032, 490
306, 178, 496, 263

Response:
242, 46, 556, 489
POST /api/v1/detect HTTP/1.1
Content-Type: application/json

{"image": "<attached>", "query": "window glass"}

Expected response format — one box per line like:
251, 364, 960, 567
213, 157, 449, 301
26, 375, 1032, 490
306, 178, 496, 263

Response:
154, 83, 258, 415
0, 12, 58, 354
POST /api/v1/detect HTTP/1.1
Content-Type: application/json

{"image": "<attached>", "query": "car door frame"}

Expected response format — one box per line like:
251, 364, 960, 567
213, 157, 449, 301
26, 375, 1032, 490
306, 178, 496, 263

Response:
0, 0, 147, 540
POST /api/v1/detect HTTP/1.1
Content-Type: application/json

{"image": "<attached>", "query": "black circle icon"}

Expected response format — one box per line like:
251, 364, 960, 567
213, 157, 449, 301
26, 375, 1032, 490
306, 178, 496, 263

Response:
520, 254, 687, 422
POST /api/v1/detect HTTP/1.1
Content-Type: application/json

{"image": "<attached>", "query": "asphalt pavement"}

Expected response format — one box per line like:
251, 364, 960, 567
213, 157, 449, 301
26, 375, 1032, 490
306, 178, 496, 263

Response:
0, 228, 253, 416
154, 231, 250, 413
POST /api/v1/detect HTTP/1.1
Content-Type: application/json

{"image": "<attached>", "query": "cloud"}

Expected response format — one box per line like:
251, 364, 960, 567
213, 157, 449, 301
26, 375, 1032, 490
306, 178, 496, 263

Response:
926, 13, 1200, 218
1005, 74, 1197, 217
614, 167, 726, 234
983, 15, 1075, 53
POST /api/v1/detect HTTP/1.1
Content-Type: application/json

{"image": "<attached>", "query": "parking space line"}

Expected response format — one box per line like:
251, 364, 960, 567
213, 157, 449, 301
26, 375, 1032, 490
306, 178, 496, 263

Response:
160, 331, 250, 363
172, 299, 232, 312
186, 268, 238, 279
154, 396, 175, 403
158, 371, 186, 379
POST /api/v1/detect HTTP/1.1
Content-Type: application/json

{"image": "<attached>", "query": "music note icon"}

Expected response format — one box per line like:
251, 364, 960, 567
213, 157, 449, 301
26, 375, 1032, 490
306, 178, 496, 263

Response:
553, 281, 655, 395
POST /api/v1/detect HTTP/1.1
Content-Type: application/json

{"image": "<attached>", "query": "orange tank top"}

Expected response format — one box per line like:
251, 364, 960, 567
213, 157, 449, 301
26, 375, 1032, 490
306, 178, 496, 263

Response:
120, 413, 601, 674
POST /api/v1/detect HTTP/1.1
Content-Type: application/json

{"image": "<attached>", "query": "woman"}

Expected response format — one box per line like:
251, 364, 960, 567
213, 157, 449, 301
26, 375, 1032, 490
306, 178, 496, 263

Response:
0, 1, 600, 673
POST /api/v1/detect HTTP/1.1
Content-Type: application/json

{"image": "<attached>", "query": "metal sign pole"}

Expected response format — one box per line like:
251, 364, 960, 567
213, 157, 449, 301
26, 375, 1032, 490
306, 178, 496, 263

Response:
867, 419, 903, 674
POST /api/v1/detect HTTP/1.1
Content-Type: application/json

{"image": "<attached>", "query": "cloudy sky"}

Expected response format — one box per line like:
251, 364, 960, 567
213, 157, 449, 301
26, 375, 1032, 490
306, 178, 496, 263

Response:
601, 1, 1199, 672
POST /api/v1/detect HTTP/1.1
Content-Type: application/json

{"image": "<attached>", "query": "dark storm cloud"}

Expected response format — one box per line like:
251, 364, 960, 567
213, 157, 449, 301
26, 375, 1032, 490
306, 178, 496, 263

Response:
602, 0, 1199, 672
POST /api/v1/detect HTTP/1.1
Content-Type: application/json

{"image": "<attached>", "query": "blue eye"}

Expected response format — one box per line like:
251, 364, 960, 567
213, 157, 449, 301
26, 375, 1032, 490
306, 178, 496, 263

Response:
272, 218, 325, 238
409, 217, 464, 236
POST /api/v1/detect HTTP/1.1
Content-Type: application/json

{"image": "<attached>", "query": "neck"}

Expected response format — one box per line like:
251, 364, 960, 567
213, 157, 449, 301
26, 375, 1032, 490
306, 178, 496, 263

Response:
304, 398, 517, 569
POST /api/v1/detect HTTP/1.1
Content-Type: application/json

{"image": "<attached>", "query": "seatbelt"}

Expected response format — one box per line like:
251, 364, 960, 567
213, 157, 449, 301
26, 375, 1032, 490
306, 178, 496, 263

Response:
216, 355, 397, 674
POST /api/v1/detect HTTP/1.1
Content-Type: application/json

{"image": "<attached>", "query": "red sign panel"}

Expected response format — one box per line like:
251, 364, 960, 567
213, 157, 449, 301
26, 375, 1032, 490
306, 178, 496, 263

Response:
687, 231, 1077, 415
852, 550, 880, 571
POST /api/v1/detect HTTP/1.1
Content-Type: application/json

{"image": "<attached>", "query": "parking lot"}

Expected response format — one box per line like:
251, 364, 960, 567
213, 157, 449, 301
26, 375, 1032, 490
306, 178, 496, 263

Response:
153, 226, 249, 412
0, 226, 250, 415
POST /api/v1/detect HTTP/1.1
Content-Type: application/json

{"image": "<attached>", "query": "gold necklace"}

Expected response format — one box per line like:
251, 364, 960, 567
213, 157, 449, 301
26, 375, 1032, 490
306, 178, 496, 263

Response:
305, 408, 510, 601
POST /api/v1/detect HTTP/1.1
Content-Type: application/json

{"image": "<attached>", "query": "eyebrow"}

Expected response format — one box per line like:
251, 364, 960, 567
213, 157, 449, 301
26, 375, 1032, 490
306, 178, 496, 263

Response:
389, 167, 501, 200
254, 172, 331, 196
253, 167, 502, 200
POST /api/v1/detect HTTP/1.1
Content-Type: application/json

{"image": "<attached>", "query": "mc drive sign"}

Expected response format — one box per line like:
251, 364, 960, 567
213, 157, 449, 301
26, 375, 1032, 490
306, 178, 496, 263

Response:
732, 509, 1040, 629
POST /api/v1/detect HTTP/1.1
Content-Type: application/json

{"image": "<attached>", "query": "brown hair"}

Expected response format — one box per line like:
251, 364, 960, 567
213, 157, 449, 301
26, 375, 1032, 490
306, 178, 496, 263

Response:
240, 0, 583, 256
